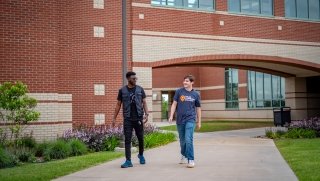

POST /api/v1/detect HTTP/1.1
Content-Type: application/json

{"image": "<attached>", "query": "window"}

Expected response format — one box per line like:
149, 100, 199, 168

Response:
94, 26, 104, 38
93, 0, 104, 9
225, 68, 239, 109
94, 114, 105, 125
285, 0, 320, 20
94, 84, 105, 95
248, 71, 285, 108
228, 0, 273, 15
151, 0, 214, 11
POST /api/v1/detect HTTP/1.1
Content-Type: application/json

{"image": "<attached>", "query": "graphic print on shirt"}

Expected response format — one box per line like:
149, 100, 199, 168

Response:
180, 95, 195, 102
130, 92, 136, 104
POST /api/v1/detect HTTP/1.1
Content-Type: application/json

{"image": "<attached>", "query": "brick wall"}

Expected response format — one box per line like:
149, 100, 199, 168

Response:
0, 1, 127, 128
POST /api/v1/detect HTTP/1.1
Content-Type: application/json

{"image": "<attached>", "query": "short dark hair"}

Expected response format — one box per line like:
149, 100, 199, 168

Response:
126, 71, 136, 79
184, 75, 195, 82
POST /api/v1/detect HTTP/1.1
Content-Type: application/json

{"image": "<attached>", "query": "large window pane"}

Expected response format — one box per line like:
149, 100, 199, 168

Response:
241, 0, 251, 13
248, 71, 256, 108
241, 0, 260, 14
199, 0, 214, 9
187, 0, 199, 8
264, 74, 272, 100
280, 77, 285, 100
309, 0, 320, 19
261, 0, 273, 15
251, 0, 260, 13
285, 0, 297, 17
167, 0, 183, 6
151, 0, 167, 5
272, 75, 280, 99
248, 71, 285, 108
297, 0, 308, 18
225, 68, 239, 109
228, 0, 241, 12
263, 74, 272, 107
256, 72, 264, 107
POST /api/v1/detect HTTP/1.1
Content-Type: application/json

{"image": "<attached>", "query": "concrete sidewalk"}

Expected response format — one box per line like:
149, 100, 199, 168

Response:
55, 128, 297, 181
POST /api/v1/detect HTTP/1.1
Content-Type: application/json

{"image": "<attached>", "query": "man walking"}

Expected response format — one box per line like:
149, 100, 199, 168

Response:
112, 71, 149, 168
169, 75, 201, 168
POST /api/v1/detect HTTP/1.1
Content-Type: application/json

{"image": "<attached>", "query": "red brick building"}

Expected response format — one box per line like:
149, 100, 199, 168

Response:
1, 0, 320, 140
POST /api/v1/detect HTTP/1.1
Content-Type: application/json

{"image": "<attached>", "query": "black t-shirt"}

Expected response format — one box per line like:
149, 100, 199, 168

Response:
117, 86, 146, 120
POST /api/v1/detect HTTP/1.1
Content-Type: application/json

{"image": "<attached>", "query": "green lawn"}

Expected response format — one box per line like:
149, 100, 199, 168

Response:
161, 120, 273, 132
275, 139, 320, 181
0, 151, 123, 181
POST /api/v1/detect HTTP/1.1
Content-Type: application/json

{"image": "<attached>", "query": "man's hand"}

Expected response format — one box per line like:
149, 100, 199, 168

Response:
143, 114, 149, 124
168, 116, 173, 123
196, 122, 201, 130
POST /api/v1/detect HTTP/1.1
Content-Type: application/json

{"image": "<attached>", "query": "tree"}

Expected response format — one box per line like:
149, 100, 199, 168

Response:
0, 81, 40, 142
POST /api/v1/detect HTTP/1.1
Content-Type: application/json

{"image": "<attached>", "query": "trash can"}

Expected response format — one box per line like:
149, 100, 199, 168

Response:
273, 107, 291, 127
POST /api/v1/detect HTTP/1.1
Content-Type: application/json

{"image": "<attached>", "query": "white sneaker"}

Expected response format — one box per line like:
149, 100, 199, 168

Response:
187, 160, 195, 168
179, 156, 188, 164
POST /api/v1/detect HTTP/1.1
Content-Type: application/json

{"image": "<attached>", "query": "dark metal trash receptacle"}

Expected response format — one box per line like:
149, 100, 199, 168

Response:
273, 107, 291, 126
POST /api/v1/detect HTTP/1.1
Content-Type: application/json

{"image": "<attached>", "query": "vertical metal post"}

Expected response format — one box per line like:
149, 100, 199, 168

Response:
122, 0, 127, 86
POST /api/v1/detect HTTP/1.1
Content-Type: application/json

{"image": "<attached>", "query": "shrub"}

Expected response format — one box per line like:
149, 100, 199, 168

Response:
265, 128, 286, 139
44, 140, 71, 161
144, 132, 176, 149
0, 81, 40, 142
289, 117, 320, 136
285, 128, 317, 139
62, 124, 161, 151
144, 124, 160, 135
13, 147, 35, 162
16, 134, 37, 149
0, 147, 18, 168
63, 126, 122, 152
68, 139, 88, 156
104, 136, 120, 151
35, 141, 51, 157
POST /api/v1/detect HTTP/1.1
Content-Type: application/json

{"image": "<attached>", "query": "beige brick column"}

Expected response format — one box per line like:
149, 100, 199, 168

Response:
285, 77, 308, 120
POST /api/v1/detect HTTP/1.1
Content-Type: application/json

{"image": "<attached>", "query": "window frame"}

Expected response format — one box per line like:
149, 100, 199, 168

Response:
247, 71, 285, 109
151, 0, 215, 12
285, 0, 320, 21
225, 68, 239, 110
228, 0, 274, 17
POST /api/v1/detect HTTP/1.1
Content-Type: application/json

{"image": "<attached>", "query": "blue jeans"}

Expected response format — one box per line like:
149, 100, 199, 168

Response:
177, 121, 195, 160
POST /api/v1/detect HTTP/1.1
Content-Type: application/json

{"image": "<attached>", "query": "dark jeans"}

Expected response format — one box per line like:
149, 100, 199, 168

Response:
124, 119, 144, 161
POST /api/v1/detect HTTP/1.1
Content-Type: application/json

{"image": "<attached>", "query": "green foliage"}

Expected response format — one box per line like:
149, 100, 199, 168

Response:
68, 139, 88, 156
265, 128, 287, 139
0, 147, 18, 168
161, 99, 168, 119
103, 136, 120, 151
11, 147, 35, 163
285, 128, 317, 139
265, 128, 317, 139
15, 134, 37, 149
35, 141, 51, 157
43, 140, 71, 161
144, 132, 176, 148
0, 81, 40, 142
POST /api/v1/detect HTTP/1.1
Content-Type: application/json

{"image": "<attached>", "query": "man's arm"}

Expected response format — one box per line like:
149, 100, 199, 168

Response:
196, 107, 201, 130
168, 101, 177, 122
142, 98, 149, 123
112, 100, 122, 127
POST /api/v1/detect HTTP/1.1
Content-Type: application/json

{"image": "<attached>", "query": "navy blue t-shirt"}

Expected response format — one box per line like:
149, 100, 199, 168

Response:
173, 88, 201, 125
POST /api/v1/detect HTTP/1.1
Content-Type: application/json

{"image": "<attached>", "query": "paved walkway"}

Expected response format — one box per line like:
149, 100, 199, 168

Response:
55, 128, 297, 181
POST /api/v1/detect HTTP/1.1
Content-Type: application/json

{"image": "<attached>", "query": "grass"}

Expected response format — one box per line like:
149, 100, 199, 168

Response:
144, 132, 176, 148
275, 139, 320, 181
160, 120, 273, 132
0, 151, 123, 181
